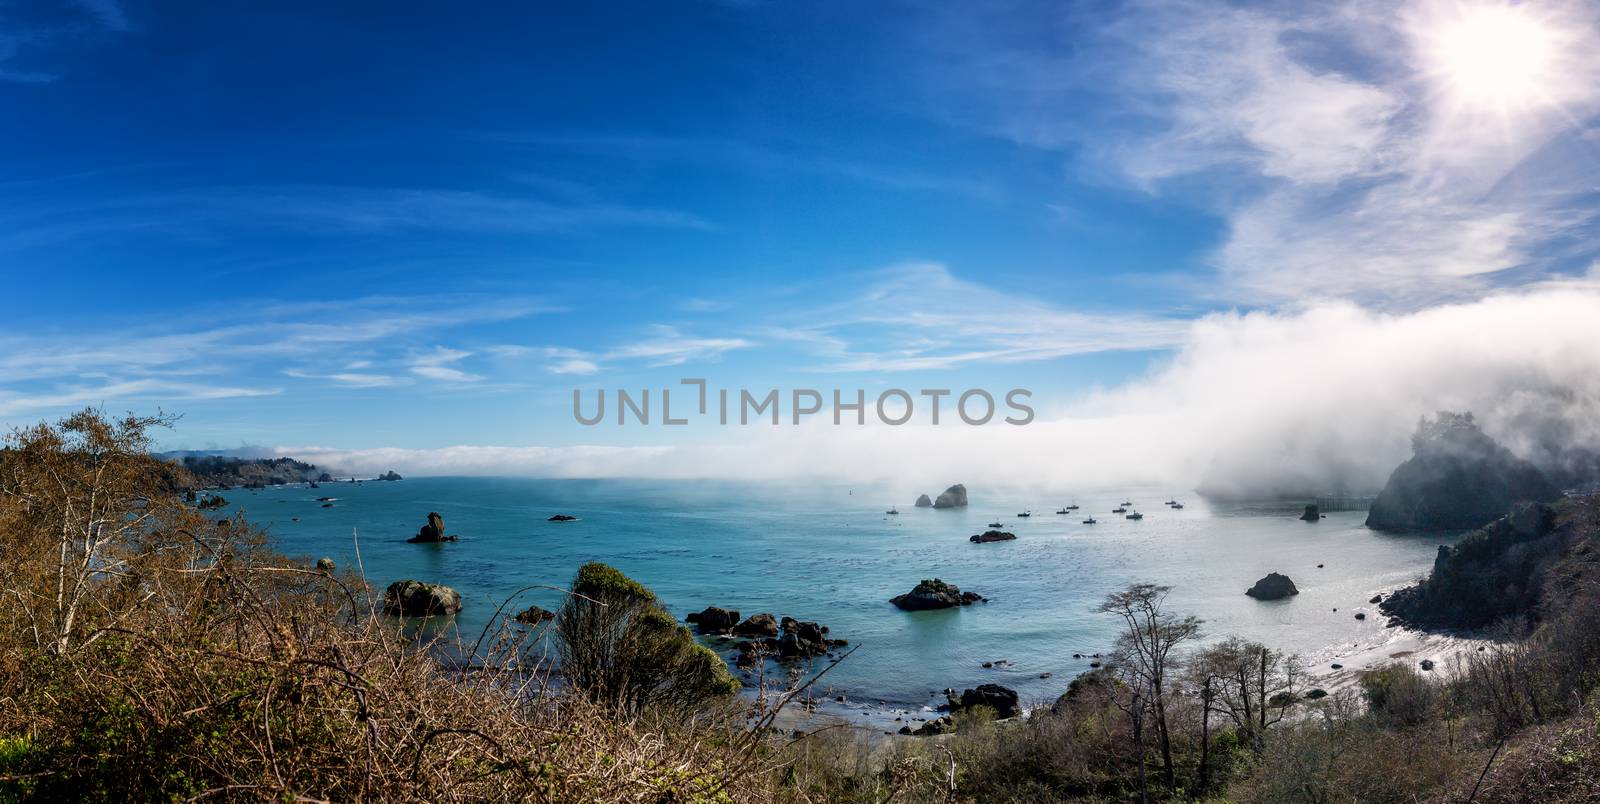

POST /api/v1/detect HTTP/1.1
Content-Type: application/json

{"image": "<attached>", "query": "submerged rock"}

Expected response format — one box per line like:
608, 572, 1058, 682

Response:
914, 494, 934, 508
383, 580, 462, 617
548, 514, 578, 522
1245, 572, 1299, 600
891, 578, 985, 610
969, 529, 1017, 544
932, 484, 968, 509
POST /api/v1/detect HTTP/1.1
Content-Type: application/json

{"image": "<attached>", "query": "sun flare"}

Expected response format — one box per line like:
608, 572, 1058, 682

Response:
1419, 3, 1566, 113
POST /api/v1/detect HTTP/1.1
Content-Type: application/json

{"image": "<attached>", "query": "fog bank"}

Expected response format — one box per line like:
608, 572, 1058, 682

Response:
282, 288, 1600, 498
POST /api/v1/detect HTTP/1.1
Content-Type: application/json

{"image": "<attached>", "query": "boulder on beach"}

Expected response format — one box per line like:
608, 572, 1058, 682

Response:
933, 484, 968, 509
1300, 504, 1321, 522
960, 684, 1020, 719
685, 606, 740, 634
914, 494, 933, 508
732, 612, 779, 638
407, 512, 457, 543
382, 580, 462, 617
891, 578, 985, 610
969, 529, 1017, 544
1245, 572, 1299, 600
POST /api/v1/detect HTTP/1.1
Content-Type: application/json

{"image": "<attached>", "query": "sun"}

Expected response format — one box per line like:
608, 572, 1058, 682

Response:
1418, 3, 1565, 113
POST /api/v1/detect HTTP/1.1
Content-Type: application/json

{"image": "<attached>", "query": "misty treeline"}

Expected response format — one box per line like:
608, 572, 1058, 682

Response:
2, 408, 1597, 801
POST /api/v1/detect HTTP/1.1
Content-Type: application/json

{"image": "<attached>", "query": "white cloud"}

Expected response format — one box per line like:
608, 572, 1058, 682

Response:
0, 379, 279, 417
774, 262, 1190, 371
913, 0, 1600, 306
406, 347, 484, 383
282, 286, 1600, 498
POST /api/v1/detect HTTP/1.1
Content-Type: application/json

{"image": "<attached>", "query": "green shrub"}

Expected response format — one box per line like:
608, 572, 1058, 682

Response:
557, 562, 738, 716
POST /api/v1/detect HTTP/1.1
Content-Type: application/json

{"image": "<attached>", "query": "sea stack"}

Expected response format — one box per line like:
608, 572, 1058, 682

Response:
1246, 572, 1299, 600
1366, 411, 1559, 532
914, 494, 933, 508
932, 484, 968, 509
407, 512, 457, 543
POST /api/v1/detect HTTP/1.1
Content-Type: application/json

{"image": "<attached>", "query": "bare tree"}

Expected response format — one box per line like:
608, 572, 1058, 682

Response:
1193, 637, 1301, 751
0, 409, 185, 655
1098, 583, 1203, 791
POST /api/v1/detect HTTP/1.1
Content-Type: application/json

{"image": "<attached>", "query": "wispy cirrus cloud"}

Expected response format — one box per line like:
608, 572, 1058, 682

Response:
0, 379, 278, 417
1, 0, 132, 83
911, 0, 1600, 306
482, 131, 1000, 199
769, 262, 1191, 372
407, 347, 485, 383
0, 183, 713, 251
512, 326, 752, 376
0, 295, 544, 422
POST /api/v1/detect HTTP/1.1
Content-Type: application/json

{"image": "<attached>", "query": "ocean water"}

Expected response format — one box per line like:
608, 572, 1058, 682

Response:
235, 477, 1457, 713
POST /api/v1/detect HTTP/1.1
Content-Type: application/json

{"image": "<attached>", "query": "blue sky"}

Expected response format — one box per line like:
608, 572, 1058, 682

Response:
4, 0, 1600, 481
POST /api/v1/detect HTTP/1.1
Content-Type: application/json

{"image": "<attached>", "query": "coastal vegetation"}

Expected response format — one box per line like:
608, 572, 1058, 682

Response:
1, 408, 1597, 801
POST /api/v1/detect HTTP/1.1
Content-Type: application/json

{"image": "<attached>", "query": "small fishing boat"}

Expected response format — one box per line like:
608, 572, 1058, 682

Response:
1082, 517, 1097, 525
1016, 510, 1032, 517
886, 507, 899, 515
1126, 511, 1144, 520
1171, 502, 1184, 509
1120, 500, 1132, 507
1056, 508, 1069, 515
1112, 506, 1127, 514
1164, 499, 1176, 506
987, 522, 1003, 528
1067, 504, 1079, 510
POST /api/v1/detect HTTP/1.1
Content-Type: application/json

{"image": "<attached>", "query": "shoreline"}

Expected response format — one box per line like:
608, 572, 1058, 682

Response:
759, 604, 1500, 738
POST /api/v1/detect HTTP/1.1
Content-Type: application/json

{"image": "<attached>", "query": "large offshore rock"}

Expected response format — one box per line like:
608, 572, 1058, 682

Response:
891, 578, 984, 610
1245, 572, 1299, 600
932, 484, 968, 509
1366, 412, 1560, 532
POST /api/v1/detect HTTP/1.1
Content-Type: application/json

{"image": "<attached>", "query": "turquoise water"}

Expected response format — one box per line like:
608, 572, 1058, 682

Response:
236, 478, 1454, 711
